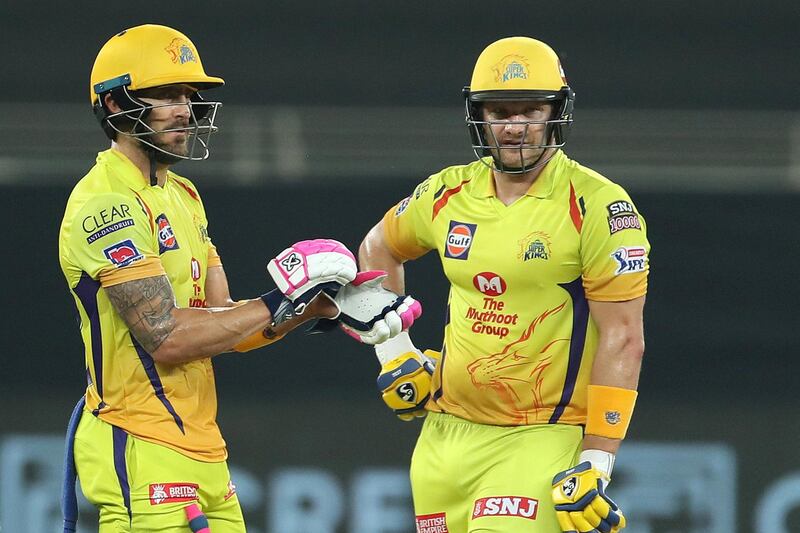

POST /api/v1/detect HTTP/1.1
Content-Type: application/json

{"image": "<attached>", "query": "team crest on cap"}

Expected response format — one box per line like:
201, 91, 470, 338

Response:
492, 55, 529, 83
165, 38, 197, 64
444, 221, 477, 260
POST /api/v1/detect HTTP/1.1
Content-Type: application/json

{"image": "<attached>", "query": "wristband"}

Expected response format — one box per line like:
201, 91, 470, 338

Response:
585, 385, 638, 440
578, 449, 616, 481
260, 289, 286, 318
374, 331, 418, 365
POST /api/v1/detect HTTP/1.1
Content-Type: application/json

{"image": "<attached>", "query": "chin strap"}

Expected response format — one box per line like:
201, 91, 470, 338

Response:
149, 150, 158, 186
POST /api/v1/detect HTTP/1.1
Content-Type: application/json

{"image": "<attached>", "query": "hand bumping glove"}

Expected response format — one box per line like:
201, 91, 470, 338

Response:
267, 239, 357, 309
334, 271, 422, 345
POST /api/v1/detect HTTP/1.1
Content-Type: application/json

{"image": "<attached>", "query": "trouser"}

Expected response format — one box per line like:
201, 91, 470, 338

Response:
72, 410, 245, 532
410, 412, 582, 533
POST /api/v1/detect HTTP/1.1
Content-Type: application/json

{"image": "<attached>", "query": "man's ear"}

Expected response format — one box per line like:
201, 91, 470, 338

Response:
104, 93, 122, 113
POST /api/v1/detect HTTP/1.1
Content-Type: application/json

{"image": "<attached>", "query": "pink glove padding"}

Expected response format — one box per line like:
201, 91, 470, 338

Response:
267, 239, 357, 301
336, 270, 422, 344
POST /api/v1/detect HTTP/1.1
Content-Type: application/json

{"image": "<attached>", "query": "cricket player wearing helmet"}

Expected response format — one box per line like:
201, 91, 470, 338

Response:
59, 24, 418, 532
360, 37, 650, 533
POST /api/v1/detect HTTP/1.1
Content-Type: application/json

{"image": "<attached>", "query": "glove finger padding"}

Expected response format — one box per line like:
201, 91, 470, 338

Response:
336, 271, 422, 344
267, 239, 357, 302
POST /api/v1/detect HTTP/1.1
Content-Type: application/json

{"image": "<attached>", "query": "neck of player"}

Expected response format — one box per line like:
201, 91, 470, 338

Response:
491, 148, 552, 206
112, 138, 170, 187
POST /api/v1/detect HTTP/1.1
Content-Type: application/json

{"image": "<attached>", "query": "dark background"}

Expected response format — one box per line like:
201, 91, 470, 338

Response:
1, 2, 799, 532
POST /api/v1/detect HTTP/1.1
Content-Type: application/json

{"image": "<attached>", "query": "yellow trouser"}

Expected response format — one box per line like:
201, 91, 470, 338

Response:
74, 411, 245, 532
410, 412, 582, 533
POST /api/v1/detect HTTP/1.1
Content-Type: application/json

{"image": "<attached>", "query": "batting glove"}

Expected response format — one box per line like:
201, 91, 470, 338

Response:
551, 460, 626, 533
377, 348, 440, 420
334, 271, 422, 344
267, 239, 357, 309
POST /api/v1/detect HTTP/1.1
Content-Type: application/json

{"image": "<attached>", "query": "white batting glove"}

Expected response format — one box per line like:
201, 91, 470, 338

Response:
335, 271, 422, 344
267, 239, 357, 307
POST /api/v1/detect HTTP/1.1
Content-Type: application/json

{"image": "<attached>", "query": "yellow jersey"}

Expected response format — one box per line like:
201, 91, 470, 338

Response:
382, 151, 650, 427
59, 148, 225, 461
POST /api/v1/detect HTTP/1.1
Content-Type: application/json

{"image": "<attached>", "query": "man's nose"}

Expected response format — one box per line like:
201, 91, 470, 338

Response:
503, 119, 526, 134
173, 99, 191, 120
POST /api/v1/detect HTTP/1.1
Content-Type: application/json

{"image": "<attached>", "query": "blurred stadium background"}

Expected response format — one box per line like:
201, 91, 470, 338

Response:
1, 1, 798, 532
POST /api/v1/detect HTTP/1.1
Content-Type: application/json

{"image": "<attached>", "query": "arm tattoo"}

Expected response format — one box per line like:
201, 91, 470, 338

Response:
105, 275, 177, 354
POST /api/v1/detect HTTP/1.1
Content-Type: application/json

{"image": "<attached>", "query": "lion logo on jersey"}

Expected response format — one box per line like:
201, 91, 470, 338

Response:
467, 303, 568, 424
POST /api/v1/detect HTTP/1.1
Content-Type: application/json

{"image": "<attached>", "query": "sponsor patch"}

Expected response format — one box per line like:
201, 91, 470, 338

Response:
224, 479, 237, 501
156, 214, 180, 253
394, 196, 411, 216
416, 512, 448, 532
415, 178, 431, 199
611, 246, 648, 275
606, 200, 641, 235
517, 231, 551, 261
103, 239, 144, 268
86, 218, 135, 244
444, 221, 477, 260
472, 496, 538, 520
473, 272, 507, 297
191, 258, 201, 281
81, 203, 132, 234
149, 482, 199, 505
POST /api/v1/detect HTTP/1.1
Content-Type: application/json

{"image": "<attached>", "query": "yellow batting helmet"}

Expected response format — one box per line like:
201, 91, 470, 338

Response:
90, 24, 224, 105
467, 36, 568, 100
90, 24, 224, 163
463, 37, 575, 172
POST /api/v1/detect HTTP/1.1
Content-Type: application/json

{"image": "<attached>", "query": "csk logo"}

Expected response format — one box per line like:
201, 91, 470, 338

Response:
492, 54, 529, 83
165, 38, 197, 64
517, 231, 551, 262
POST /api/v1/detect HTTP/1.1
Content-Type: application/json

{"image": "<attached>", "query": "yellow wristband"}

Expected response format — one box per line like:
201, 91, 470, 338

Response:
585, 385, 638, 439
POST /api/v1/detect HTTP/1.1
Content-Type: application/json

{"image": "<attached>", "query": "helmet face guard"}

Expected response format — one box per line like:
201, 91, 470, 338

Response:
94, 81, 221, 162
464, 87, 574, 174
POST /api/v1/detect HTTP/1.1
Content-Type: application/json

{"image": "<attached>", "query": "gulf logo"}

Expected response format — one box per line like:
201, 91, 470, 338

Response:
156, 214, 179, 254
444, 221, 477, 260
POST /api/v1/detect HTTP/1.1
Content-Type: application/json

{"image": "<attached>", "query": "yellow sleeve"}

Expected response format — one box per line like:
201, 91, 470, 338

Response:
67, 192, 165, 287
381, 176, 437, 261
580, 184, 650, 301
208, 245, 222, 268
